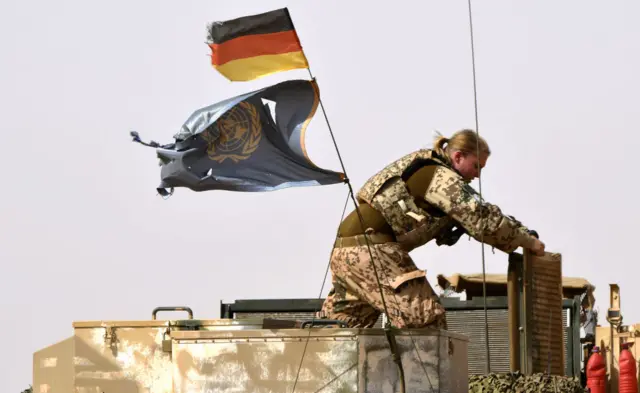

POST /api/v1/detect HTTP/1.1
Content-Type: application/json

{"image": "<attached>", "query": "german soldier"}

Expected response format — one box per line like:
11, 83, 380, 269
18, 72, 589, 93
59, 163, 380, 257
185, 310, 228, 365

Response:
320, 129, 545, 329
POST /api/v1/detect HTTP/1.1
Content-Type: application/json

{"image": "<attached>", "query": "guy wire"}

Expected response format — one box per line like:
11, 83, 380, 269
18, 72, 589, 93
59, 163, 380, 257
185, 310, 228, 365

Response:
291, 189, 350, 393
467, 0, 491, 373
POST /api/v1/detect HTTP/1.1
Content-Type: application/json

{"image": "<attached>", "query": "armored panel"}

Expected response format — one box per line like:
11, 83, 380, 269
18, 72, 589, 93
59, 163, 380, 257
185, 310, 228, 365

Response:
513, 251, 565, 375
528, 251, 565, 374
171, 328, 469, 393
445, 308, 569, 375
446, 308, 510, 374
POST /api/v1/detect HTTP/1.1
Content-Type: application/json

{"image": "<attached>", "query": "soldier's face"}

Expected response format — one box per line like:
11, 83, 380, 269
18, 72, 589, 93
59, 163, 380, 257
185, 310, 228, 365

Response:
452, 151, 487, 181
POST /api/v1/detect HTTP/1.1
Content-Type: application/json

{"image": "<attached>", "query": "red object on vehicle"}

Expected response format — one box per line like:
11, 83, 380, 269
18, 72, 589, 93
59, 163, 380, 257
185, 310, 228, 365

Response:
619, 342, 638, 393
587, 346, 606, 393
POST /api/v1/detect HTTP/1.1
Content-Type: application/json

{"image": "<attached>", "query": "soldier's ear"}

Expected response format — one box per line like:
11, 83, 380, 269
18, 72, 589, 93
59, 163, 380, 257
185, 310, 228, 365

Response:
451, 150, 463, 164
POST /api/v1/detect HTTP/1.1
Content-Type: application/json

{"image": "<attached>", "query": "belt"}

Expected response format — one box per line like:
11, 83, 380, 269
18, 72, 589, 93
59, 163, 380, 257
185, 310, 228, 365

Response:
334, 233, 395, 248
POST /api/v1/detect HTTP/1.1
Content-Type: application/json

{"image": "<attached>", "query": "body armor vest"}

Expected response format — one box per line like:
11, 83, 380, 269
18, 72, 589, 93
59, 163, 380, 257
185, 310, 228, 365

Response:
356, 149, 458, 252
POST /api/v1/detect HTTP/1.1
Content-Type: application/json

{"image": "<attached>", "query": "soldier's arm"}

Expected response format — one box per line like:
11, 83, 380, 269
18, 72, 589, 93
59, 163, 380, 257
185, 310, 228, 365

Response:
422, 166, 537, 253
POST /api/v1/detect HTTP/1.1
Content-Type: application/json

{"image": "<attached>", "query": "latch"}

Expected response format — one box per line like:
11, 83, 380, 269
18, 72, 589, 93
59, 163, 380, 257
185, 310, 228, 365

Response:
162, 327, 172, 353
103, 325, 118, 348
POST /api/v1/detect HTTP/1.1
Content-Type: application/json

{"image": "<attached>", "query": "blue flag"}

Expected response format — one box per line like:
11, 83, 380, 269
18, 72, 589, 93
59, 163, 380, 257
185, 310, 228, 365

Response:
133, 79, 345, 195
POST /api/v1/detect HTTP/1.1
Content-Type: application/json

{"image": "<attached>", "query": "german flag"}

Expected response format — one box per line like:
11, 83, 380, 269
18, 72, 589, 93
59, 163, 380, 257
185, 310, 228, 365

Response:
206, 8, 309, 81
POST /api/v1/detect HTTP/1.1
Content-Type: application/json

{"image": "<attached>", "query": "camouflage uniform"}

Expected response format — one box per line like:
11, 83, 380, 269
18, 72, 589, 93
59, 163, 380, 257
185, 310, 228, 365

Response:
320, 149, 537, 329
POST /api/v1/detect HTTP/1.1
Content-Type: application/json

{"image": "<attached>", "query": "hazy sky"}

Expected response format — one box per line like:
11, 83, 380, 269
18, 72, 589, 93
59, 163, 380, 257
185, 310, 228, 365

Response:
2, 0, 639, 390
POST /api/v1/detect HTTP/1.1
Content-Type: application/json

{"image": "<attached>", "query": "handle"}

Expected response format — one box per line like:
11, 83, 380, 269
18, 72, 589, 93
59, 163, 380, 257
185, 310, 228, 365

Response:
300, 319, 347, 328
152, 306, 194, 320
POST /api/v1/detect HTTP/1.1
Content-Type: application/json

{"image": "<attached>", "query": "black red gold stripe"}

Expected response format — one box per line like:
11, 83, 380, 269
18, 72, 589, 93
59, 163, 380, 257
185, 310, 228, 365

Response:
209, 30, 302, 66
207, 8, 294, 44
206, 8, 309, 81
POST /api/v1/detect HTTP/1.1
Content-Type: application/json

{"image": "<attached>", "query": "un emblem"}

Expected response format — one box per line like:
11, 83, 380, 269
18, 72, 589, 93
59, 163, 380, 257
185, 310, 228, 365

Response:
202, 101, 262, 163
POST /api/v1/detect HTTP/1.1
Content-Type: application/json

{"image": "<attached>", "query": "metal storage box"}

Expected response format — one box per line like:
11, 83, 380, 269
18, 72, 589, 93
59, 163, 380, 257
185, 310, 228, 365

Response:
32, 307, 263, 393
33, 312, 469, 393
170, 327, 469, 393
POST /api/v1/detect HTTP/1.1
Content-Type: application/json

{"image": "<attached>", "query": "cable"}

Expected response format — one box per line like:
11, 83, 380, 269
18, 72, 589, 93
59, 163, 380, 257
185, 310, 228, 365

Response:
291, 190, 350, 392
467, 0, 492, 373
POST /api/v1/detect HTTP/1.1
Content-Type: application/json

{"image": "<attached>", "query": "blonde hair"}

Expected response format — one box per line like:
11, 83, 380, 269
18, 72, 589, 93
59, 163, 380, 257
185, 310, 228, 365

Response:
432, 129, 491, 164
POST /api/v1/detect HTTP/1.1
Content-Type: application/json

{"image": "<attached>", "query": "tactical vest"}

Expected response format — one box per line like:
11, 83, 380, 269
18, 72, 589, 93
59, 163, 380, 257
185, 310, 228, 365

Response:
356, 149, 458, 252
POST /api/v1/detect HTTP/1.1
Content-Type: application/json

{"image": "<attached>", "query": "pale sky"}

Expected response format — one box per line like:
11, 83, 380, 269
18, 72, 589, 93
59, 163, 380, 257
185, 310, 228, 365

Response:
2, 0, 639, 391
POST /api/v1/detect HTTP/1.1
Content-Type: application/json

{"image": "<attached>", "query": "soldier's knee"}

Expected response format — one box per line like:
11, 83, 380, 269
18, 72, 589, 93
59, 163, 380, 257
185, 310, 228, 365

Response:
321, 301, 379, 329
386, 298, 446, 329
325, 312, 375, 328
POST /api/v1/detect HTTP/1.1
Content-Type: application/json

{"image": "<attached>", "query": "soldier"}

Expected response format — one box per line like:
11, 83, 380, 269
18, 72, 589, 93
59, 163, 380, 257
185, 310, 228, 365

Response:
320, 129, 545, 329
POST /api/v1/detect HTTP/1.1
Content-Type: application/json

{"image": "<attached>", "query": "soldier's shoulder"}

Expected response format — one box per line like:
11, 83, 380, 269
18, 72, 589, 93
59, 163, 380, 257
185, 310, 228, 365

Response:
431, 164, 464, 184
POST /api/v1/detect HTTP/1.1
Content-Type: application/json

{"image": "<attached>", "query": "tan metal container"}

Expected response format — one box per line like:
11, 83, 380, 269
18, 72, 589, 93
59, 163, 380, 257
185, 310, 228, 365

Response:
33, 307, 263, 393
33, 306, 469, 393
170, 327, 469, 393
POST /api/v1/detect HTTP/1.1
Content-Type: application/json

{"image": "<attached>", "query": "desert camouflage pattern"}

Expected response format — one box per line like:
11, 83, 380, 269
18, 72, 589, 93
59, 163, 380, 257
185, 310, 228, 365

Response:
32, 317, 264, 393
170, 327, 469, 393
320, 241, 447, 329
357, 149, 449, 204
357, 148, 534, 254
323, 149, 536, 329
424, 166, 535, 253
32, 313, 471, 393
357, 149, 455, 252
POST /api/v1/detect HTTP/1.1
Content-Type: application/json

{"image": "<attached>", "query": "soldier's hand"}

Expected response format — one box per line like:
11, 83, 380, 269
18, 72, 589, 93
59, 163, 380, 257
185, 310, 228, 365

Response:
530, 238, 545, 256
